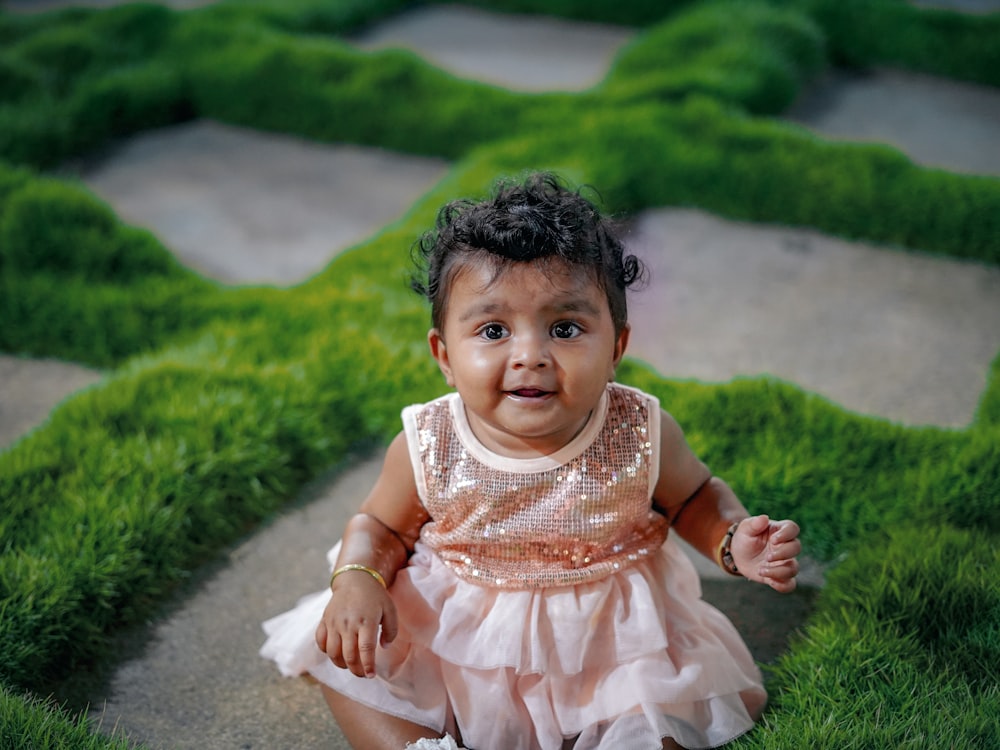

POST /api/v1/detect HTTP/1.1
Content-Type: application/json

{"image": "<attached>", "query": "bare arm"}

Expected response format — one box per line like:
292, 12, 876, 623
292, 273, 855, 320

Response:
652, 409, 800, 592
315, 432, 429, 677
333, 430, 429, 581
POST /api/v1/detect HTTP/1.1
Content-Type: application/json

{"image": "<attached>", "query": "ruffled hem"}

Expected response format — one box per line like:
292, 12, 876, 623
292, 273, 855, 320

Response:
260, 537, 765, 749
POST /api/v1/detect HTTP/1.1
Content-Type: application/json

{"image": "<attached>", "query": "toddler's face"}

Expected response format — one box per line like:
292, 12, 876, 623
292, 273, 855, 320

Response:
428, 260, 628, 458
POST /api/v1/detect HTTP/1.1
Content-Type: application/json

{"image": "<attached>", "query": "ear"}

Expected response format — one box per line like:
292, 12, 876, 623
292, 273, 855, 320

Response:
428, 328, 455, 387
609, 324, 630, 380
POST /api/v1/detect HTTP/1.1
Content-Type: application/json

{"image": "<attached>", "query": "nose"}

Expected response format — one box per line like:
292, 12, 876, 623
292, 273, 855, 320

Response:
511, 332, 550, 369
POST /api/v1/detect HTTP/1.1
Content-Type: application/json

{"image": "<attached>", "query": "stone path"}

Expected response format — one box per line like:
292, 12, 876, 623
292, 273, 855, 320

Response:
627, 210, 1000, 427
0, 356, 104, 448
786, 67, 1000, 176
352, 4, 633, 92
1, 4, 998, 749
64, 123, 449, 286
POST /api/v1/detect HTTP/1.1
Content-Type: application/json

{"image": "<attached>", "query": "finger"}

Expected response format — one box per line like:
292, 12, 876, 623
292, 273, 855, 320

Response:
315, 621, 328, 653
745, 514, 770, 537
765, 556, 799, 574
768, 538, 802, 562
380, 599, 399, 647
759, 558, 799, 583
338, 625, 365, 676
767, 575, 798, 593
357, 619, 380, 679
326, 629, 348, 670
770, 520, 800, 544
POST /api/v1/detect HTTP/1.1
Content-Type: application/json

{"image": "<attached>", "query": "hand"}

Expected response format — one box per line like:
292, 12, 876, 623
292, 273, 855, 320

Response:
730, 515, 801, 593
315, 572, 398, 678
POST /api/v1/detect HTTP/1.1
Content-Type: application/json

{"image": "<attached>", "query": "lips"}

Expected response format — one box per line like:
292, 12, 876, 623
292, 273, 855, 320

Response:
507, 388, 551, 398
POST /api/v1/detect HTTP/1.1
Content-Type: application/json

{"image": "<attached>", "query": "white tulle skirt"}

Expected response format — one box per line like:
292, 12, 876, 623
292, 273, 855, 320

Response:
260, 537, 765, 750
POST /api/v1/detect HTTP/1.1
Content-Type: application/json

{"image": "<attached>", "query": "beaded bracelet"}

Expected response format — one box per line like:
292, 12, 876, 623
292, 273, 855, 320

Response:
716, 520, 744, 577
330, 563, 387, 590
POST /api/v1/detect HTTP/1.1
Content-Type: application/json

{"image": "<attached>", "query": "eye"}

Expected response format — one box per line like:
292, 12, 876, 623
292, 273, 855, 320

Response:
477, 323, 508, 341
551, 321, 582, 339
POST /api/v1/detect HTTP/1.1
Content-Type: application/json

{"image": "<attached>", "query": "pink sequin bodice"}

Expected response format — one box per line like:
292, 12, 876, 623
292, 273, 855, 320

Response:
402, 383, 668, 589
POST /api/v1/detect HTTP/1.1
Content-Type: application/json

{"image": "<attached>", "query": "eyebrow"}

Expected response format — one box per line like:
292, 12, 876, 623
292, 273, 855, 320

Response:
457, 298, 602, 323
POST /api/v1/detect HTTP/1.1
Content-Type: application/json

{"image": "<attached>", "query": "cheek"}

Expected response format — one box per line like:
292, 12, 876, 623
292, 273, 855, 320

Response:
465, 347, 501, 373
452, 347, 502, 387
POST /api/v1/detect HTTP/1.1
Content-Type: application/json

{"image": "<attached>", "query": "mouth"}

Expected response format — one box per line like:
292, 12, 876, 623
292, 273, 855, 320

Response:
505, 387, 553, 399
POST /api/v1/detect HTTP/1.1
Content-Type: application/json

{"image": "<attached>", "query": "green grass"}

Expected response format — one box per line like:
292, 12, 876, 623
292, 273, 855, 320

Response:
802, 0, 1000, 85
1, 0, 999, 747
602, 1, 826, 113
751, 525, 1000, 749
0, 684, 133, 750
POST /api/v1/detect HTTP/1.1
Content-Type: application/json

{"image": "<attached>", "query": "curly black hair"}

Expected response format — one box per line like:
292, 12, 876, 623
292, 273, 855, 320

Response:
411, 172, 644, 335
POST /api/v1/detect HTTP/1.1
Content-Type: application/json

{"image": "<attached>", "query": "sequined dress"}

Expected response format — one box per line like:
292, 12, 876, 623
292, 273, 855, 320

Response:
260, 384, 766, 749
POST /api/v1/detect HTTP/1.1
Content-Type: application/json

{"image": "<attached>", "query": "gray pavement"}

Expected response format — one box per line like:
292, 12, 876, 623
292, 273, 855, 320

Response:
785, 67, 1000, 177
0, 4, 998, 750
352, 5, 633, 92
0, 356, 104, 448
62, 124, 450, 286
627, 209, 1000, 428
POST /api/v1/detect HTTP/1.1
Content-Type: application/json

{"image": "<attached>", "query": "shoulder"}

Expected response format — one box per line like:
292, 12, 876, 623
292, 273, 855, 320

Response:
402, 390, 455, 414
379, 431, 418, 485
607, 382, 660, 415
606, 382, 685, 438
402, 391, 457, 424
401, 393, 459, 447
608, 385, 713, 511
358, 430, 427, 540
650, 404, 711, 511
657, 406, 688, 447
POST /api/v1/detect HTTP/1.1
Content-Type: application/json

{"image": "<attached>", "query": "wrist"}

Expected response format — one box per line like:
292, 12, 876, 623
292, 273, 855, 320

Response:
330, 563, 387, 590
715, 519, 745, 576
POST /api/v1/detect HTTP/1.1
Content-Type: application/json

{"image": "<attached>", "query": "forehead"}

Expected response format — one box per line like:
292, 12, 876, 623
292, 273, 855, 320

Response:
448, 257, 607, 310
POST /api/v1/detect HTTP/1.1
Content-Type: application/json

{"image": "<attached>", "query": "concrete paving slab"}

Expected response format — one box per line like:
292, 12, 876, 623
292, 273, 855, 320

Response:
351, 4, 633, 92
786, 67, 1000, 177
66, 121, 450, 286
0, 355, 103, 449
626, 208, 1000, 427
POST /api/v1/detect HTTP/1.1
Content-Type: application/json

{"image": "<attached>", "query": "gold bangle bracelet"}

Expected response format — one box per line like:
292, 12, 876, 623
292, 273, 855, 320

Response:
330, 564, 387, 590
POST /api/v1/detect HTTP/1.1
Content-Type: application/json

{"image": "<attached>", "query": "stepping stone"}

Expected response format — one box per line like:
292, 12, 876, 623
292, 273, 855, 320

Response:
352, 4, 633, 92
787, 67, 1000, 176
626, 208, 1000, 427
0, 355, 103, 450
67, 120, 450, 286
